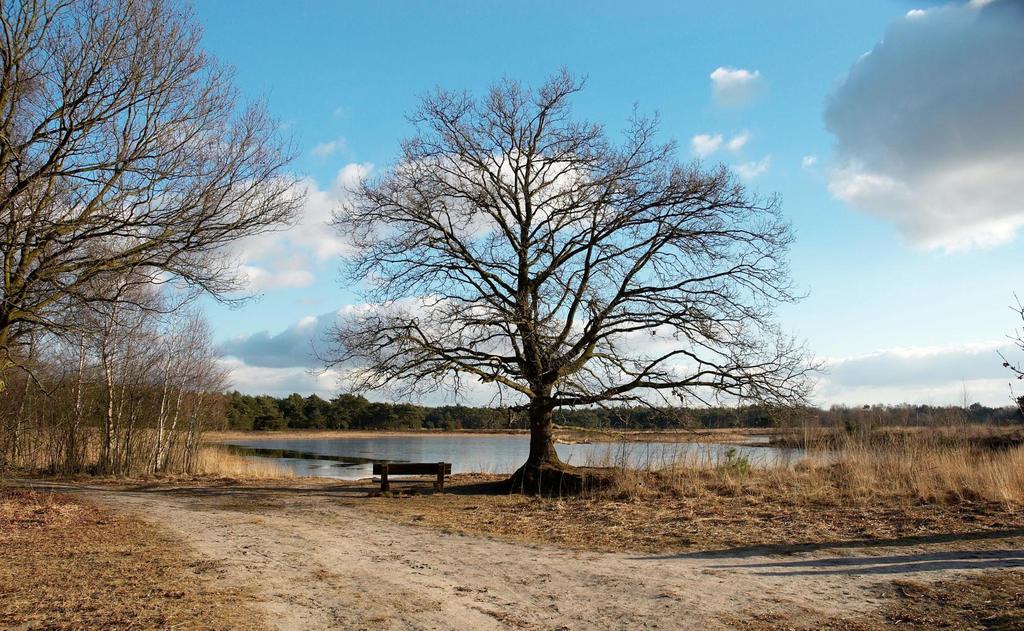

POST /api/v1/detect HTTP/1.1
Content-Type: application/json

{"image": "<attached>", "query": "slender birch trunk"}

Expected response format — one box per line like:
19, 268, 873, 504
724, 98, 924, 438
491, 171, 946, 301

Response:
67, 334, 87, 473
152, 353, 173, 473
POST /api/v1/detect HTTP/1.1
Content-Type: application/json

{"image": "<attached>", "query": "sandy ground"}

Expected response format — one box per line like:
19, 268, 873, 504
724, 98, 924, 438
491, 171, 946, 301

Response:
19, 479, 1024, 630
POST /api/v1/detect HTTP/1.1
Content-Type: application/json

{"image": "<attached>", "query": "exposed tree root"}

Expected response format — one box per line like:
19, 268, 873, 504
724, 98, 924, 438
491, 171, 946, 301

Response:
504, 461, 613, 496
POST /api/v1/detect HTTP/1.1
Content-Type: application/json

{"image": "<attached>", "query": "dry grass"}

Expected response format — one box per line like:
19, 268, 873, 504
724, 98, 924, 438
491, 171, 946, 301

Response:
192, 446, 295, 479
355, 441, 1024, 553
600, 442, 1024, 506
772, 422, 1024, 450
360, 475, 1022, 553
0, 487, 266, 630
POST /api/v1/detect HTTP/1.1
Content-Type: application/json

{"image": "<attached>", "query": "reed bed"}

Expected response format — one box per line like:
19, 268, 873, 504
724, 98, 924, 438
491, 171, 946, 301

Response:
595, 433, 1024, 507
193, 447, 295, 479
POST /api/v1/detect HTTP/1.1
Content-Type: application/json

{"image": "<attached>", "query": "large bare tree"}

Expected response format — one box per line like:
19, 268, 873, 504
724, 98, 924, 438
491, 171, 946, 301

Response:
0, 0, 302, 374
332, 72, 811, 489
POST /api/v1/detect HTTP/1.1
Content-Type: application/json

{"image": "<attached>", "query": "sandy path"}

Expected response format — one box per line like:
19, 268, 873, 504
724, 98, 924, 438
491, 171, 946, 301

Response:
24, 480, 1024, 630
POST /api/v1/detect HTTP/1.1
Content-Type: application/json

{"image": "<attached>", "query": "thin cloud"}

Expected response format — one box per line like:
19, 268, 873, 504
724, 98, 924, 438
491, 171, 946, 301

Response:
733, 155, 772, 180
311, 137, 347, 159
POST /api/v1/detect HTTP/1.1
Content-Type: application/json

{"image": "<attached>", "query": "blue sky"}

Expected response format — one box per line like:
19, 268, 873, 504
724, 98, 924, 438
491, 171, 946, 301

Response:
194, 0, 1024, 406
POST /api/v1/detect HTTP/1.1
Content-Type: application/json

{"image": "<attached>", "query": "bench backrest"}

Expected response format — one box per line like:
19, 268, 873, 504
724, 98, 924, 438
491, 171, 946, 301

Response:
372, 462, 451, 476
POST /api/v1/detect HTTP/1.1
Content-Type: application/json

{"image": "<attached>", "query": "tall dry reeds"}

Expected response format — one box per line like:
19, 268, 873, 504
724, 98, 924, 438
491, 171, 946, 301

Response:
192, 447, 295, 479
594, 429, 1024, 506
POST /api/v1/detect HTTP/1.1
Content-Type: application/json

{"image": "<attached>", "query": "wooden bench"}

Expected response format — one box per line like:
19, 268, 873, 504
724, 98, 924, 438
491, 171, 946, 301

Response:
372, 462, 452, 493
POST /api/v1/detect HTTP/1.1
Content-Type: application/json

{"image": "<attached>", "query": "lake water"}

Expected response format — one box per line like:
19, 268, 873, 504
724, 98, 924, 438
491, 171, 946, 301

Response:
224, 434, 802, 480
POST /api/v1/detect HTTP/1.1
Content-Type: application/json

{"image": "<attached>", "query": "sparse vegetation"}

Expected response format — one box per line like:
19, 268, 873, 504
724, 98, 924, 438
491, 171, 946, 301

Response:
0, 487, 265, 629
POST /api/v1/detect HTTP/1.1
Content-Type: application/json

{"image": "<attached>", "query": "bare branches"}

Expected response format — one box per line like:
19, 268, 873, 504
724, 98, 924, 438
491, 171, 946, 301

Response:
331, 72, 814, 469
0, 0, 301, 356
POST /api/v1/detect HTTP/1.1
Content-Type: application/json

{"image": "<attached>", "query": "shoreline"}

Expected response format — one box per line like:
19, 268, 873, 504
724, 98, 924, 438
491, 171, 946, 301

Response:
206, 426, 776, 445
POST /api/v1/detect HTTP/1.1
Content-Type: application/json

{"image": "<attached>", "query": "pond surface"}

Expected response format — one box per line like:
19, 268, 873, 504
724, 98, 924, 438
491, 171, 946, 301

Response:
224, 434, 802, 480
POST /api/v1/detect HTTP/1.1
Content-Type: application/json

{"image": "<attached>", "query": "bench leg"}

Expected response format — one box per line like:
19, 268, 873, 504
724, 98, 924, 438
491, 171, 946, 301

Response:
380, 464, 389, 493
436, 463, 444, 493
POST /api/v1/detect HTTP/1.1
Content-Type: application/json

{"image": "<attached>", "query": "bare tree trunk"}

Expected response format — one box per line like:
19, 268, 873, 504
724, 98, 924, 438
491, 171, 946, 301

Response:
122, 406, 139, 476
67, 334, 87, 473
99, 312, 117, 473
162, 385, 185, 471
183, 392, 205, 472
113, 340, 132, 475
152, 354, 173, 473
10, 331, 35, 466
526, 394, 560, 468
508, 388, 581, 494
159, 344, 193, 471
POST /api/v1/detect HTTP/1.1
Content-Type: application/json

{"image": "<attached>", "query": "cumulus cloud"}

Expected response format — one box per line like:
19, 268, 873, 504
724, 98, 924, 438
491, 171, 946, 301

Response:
691, 133, 723, 157
233, 163, 372, 292
219, 309, 342, 368
815, 341, 1015, 406
732, 155, 772, 181
825, 0, 1024, 252
219, 356, 345, 398
710, 67, 763, 107
218, 307, 510, 405
802, 155, 818, 168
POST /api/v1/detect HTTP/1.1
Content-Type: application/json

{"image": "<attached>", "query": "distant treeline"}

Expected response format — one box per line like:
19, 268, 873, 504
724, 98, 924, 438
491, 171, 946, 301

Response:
223, 392, 1023, 432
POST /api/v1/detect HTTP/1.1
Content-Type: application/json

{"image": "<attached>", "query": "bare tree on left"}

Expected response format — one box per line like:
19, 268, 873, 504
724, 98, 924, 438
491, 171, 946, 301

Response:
0, 0, 302, 382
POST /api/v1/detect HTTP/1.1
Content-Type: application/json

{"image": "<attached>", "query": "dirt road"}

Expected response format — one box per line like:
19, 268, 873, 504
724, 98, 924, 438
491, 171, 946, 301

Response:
23, 480, 1024, 630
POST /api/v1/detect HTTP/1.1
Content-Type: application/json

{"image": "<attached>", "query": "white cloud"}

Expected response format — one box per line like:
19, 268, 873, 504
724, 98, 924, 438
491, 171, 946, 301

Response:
710, 67, 763, 107
218, 306, 508, 405
219, 308, 1022, 407
232, 163, 373, 292
691, 133, 723, 157
732, 155, 772, 180
240, 266, 314, 291
311, 137, 347, 159
692, 131, 750, 157
801, 155, 818, 168
726, 131, 750, 152
825, 0, 1024, 252
815, 341, 1016, 406
219, 356, 343, 398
